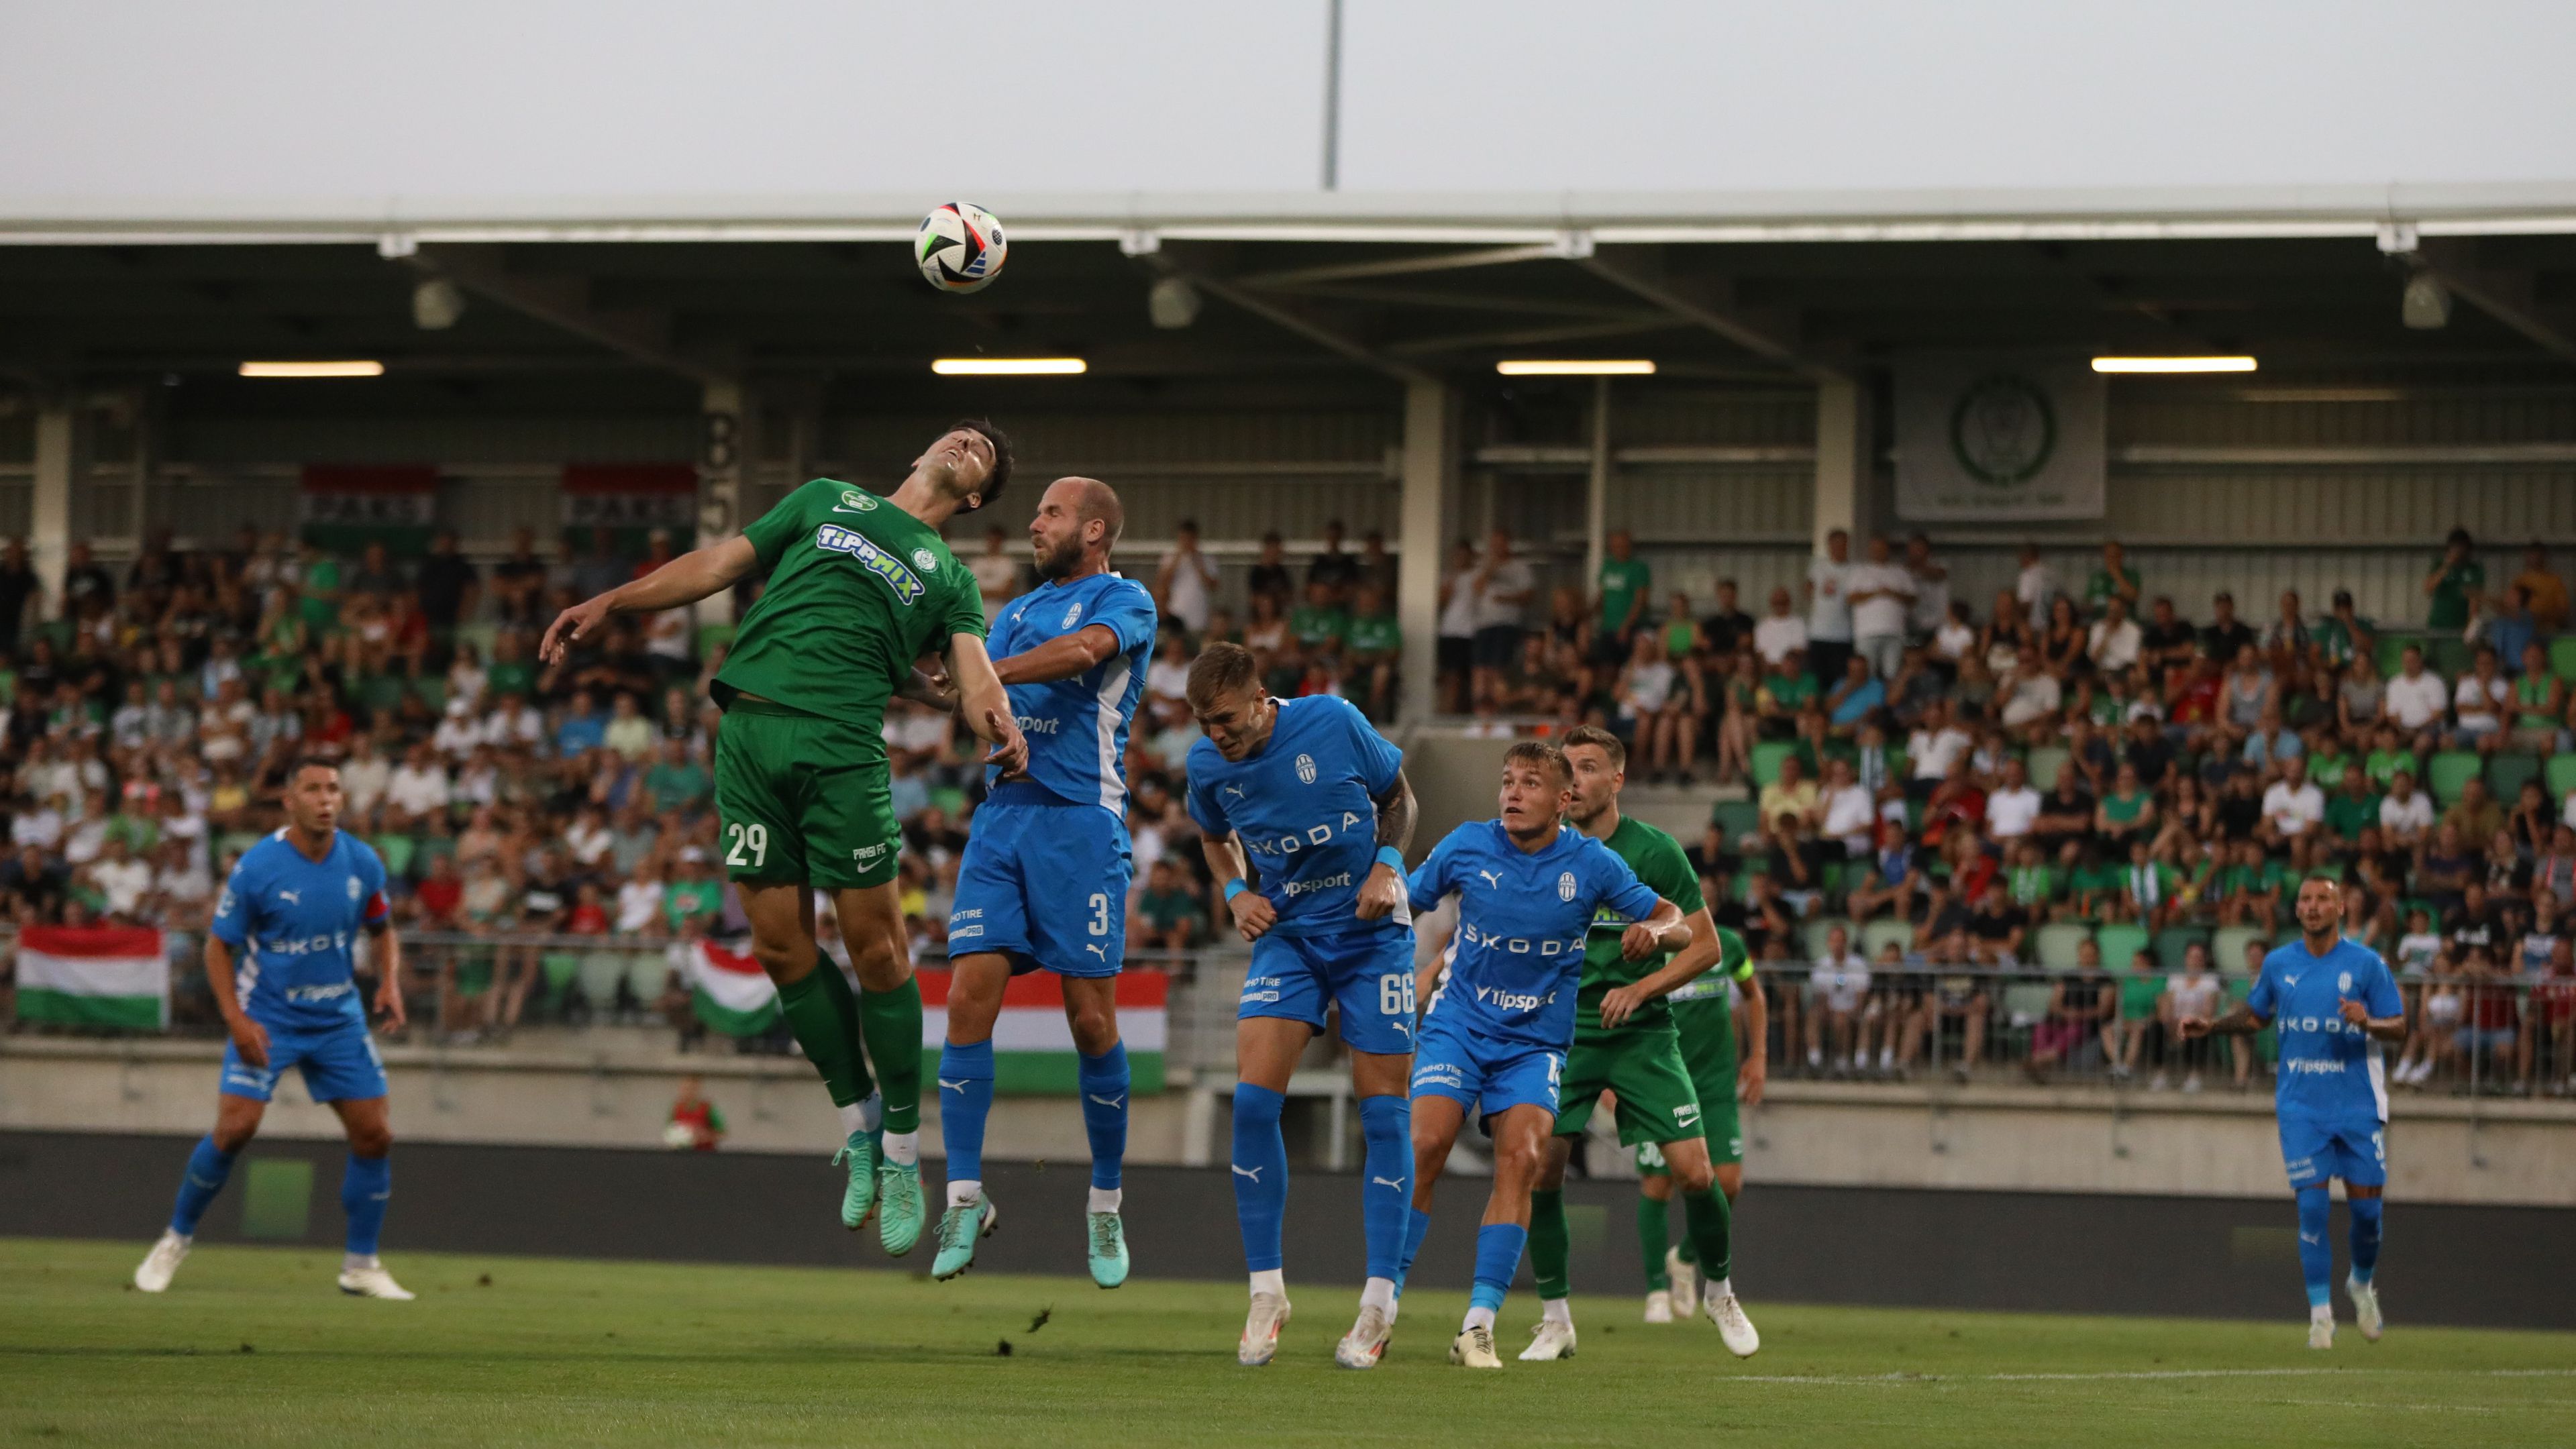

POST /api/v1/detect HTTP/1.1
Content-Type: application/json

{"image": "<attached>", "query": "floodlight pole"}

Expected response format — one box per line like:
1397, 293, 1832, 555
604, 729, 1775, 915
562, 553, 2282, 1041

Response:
1584, 376, 1612, 594
1321, 0, 1343, 191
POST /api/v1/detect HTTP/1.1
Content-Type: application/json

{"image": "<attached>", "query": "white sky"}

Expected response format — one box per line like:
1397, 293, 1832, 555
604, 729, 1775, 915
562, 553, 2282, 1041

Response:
3, 0, 2571, 213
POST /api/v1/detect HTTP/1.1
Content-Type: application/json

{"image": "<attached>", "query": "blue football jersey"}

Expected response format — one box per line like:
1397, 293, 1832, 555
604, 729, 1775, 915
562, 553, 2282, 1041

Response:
210, 828, 391, 1029
1408, 821, 1661, 1049
1184, 696, 1406, 937
984, 571, 1157, 810
2247, 936, 2403, 1123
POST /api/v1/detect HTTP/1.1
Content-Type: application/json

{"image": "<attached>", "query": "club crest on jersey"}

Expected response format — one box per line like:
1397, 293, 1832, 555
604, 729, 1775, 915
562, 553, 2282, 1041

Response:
2338, 971, 2353, 993
811, 525, 925, 604
1557, 871, 1578, 902
1295, 753, 1317, 784
346, 876, 362, 900
912, 547, 939, 572
1062, 600, 1084, 630
835, 489, 879, 513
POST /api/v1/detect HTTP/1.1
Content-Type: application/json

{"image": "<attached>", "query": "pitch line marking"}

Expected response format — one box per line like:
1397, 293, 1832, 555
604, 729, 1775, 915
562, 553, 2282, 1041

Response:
1727, 1368, 2576, 1387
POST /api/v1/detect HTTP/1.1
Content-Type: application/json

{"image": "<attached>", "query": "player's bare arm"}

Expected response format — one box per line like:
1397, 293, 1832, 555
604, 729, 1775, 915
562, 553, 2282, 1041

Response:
2338, 995, 2408, 1043
1618, 896, 1690, 962
2178, 1002, 2269, 1038
1738, 982, 1769, 1104
1353, 771, 1417, 922
200, 936, 268, 1069
992, 623, 1121, 686
1598, 905, 1720, 1029
368, 919, 405, 1031
539, 533, 759, 663
1202, 833, 1276, 942
943, 631, 1029, 775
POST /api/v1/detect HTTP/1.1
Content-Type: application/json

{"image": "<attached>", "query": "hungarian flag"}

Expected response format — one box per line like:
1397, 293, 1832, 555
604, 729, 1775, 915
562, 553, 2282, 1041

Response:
301, 464, 438, 556
917, 968, 1168, 1095
689, 938, 780, 1036
15, 925, 168, 1029
560, 464, 698, 553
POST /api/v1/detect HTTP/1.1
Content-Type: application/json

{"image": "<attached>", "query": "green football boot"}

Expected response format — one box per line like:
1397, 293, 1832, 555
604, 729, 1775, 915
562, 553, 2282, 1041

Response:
1087, 1211, 1131, 1289
930, 1191, 998, 1280
876, 1159, 927, 1257
830, 1130, 880, 1231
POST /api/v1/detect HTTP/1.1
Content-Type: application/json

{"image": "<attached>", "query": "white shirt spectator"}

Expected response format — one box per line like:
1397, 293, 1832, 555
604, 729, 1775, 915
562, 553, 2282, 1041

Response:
160, 856, 214, 909
1987, 784, 2043, 841
2087, 616, 2143, 673
446, 656, 487, 712
1619, 659, 1678, 717
1820, 784, 1876, 854
1437, 573, 1482, 641
1156, 545, 1217, 635
387, 760, 452, 818
1847, 562, 1914, 639
1473, 557, 1536, 631
1752, 612, 1809, 667
1908, 557, 1951, 637
645, 608, 693, 665
566, 816, 613, 868
93, 856, 154, 917
2383, 669, 2448, 731
11, 804, 62, 851
432, 708, 486, 759
484, 702, 546, 751
200, 698, 255, 764
1145, 655, 1191, 712
2016, 559, 2061, 616
340, 750, 393, 816
1806, 556, 1855, 642
2262, 780, 2325, 837
616, 877, 665, 934
2379, 790, 2435, 838
1907, 724, 1971, 782
1808, 952, 1872, 1013
1933, 616, 1975, 663
2453, 674, 2508, 731
882, 706, 951, 761
1999, 668, 2063, 729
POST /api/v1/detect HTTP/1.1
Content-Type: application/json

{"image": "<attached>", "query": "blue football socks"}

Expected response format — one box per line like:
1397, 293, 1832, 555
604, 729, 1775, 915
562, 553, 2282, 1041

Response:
1076, 1043, 1129, 1193
168, 1134, 238, 1236
1468, 1221, 1529, 1313
342, 1153, 391, 1256
2296, 1185, 2333, 1309
1231, 1085, 1289, 1273
937, 1039, 997, 1194
2348, 1194, 2383, 1285
1357, 1094, 1412, 1283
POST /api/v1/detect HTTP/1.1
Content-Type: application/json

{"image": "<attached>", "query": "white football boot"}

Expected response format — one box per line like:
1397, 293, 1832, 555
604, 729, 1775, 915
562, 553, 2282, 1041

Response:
2307, 1309, 2335, 1350
2347, 1276, 2383, 1342
1643, 1289, 1674, 1324
1239, 1292, 1291, 1366
1333, 1304, 1392, 1369
134, 1230, 191, 1293
337, 1260, 416, 1300
1449, 1324, 1502, 1369
1665, 1245, 1700, 1316
1517, 1317, 1578, 1361
1705, 1287, 1761, 1357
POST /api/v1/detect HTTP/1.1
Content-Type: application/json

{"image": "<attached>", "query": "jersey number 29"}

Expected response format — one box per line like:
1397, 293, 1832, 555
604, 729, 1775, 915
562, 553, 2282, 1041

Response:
724, 822, 769, 869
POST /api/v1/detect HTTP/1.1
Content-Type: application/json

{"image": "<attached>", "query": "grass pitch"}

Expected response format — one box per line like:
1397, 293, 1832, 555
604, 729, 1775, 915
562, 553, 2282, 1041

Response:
3, 1238, 2569, 1448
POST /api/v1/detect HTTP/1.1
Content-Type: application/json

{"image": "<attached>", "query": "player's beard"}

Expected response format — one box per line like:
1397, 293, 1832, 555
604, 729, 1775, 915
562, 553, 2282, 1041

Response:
1034, 533, 1082, 582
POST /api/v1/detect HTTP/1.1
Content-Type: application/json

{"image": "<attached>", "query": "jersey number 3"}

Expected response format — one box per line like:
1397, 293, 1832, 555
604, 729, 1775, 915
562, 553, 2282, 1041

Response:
1088, 893, 1111, 937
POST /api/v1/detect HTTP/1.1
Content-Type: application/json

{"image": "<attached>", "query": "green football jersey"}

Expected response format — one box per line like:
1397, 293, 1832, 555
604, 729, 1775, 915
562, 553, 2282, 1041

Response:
712, 478, 986, 743
1345, 612, 1401, 657
1574, 814, 1708, 1033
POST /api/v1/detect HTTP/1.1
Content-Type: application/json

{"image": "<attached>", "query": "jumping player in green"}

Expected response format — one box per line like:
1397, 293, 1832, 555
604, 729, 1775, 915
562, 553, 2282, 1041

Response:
1518, 724, 1760, 1360
542, 423, 1028, 1257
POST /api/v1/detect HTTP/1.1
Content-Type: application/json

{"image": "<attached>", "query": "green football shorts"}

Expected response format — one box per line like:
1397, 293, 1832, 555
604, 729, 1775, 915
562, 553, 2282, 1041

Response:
1669, 994, 1745, 1166
713, 697, 901, 890
1552, 1023, 1707, 1148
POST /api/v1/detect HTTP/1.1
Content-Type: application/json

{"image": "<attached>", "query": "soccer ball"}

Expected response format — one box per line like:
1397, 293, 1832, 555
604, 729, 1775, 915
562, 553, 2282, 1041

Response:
661, 1120, 697, 1150
915, 202, 1007, 293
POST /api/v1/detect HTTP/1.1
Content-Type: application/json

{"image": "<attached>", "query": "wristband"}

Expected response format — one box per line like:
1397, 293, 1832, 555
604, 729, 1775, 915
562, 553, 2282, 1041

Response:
1224, 878, 1251, 903
1374, 847, 1406, 873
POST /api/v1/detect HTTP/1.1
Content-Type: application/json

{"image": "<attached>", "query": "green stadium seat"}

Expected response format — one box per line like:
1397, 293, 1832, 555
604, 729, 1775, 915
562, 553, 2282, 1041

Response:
2154, 926, 2211, 971
2426, 751, 2483, 806
1861, 918, 1917, 961
2095, 922, 2152, 972
2035, 922, 2094, 971
2553, 637, 2576, 684
2548, 753, 2576, 801
2486, 753, 2542, 804
1804, 916, 1857, 962
625, 950, 672, 1006
575, 951, 628, 1010
1819, 861, 1846, 896
1710, 799, 1760, 847
2001, 981, 2057, 1026
2374, 635, 2411, 679
2024, 746, 2073, 792
1750, 741, 1796, 787
2213, 926, 2271, 973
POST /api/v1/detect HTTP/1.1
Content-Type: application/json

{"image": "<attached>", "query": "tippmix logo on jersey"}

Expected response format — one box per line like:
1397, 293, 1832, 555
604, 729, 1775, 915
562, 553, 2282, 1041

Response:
811, 525, 926, 604
1294, 753, 1317, 784
1557, 871, 1578, 902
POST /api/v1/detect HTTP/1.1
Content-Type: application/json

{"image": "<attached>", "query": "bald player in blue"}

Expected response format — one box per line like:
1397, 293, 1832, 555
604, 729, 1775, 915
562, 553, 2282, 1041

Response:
2181, 870, 2406, 1349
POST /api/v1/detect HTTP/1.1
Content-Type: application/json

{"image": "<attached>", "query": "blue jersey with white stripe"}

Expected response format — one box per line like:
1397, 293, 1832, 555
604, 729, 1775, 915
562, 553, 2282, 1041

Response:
1184, 696, 1406, 937
983, 571, 1157, 810
1407, 821, 1661, 1049
209, 828, 391, 1030
2247, 936, 2403, 1124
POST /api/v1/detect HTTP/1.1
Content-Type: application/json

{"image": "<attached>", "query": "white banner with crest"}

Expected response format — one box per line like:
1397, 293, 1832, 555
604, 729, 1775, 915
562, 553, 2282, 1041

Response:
1894, 360, 2106, 521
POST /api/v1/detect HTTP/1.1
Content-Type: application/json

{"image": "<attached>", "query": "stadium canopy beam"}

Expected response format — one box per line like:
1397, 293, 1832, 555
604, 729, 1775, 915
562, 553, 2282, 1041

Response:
1386, 315, 1676, 358
1234, 241, 1581, 291
1574, 246, 1827, 378
2411, 238, 2576, 366
1144, 253, 1434, 386
406, 244, 740, 386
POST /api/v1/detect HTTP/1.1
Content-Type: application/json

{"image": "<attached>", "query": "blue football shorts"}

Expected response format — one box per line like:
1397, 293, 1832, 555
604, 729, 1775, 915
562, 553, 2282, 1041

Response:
947, 798, 1132, 979
219, 1014, 389, 1104
1237, 921, 1419, 1056
2277, 1111, 2387, 1190
1408, 1007, 1564, 1124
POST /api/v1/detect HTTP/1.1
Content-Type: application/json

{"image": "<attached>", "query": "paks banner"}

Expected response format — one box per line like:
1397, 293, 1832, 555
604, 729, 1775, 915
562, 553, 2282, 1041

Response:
300, 465, 439, 555
561, 464, 699, 551
1894, 360, 2106, 521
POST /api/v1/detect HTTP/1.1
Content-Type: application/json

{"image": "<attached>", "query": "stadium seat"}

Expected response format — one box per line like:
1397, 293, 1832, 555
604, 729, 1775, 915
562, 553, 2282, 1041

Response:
1861, 918, 1916, 961
1710, 799, 1759, 847
2154, 926, 2211, 971
2000, 981, 2056, 1027
2094, 922, 2151, 971
2024, 746, 2073, 792
625, 950, 671, 1009
2485, 753, 2542, 804
1751, 741, 1796, 787
2212, 926, 2269, 973
1804, 916, 1856, 961
2035, 922, 2093, 971
2553, 636, 2576, 684
2426, 751, 2483, 806
575, 951, 625, 1013
2548, 753, 2576, 800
